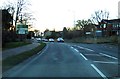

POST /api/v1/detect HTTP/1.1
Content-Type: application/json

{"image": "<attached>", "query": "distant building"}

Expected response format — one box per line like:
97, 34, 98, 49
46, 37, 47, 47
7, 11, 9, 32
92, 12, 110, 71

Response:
97, 19, 120, 36
44, 30, 52, 38
44, 30, 63, 39
118, 1, 120, 18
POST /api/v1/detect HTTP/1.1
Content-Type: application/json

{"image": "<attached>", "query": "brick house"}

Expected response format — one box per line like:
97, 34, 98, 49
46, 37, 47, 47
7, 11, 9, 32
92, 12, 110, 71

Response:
97, 19, 120, 36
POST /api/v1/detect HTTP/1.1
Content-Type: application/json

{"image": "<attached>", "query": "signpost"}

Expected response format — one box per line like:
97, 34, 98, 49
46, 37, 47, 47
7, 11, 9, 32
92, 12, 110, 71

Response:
16, 23, 28, 34
16, 23, 28, 41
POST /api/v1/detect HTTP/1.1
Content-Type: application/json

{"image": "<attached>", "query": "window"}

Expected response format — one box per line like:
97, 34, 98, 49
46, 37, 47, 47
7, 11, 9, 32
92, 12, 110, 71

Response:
103, 24, 106, 28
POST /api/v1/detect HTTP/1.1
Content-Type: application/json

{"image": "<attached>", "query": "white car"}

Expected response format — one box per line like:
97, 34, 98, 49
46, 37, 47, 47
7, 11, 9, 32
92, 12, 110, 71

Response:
57, 38, 64, 42
42, 39, 48, 42
49, 38, 54, 42
36, 38, 41, 42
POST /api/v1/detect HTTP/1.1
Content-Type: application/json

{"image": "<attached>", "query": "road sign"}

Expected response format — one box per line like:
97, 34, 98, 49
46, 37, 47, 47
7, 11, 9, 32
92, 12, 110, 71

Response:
16, 24, 28, 34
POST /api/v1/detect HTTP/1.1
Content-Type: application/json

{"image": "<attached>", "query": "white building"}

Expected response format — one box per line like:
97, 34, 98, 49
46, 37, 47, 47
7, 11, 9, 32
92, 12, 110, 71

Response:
118, 1, 120, 18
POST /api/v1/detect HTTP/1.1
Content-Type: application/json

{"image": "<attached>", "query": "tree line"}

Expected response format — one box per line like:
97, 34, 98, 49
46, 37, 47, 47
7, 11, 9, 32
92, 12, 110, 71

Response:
63, 10, 110, 39
1, 0, 35, 47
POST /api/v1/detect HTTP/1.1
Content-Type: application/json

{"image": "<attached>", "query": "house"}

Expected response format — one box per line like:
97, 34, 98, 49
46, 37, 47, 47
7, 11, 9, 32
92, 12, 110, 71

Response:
97, 19, 120, 36
44, 29, 63, 39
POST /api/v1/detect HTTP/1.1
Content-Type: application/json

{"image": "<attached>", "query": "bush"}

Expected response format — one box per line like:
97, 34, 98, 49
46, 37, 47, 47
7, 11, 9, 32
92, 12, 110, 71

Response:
109, 36, 118, 43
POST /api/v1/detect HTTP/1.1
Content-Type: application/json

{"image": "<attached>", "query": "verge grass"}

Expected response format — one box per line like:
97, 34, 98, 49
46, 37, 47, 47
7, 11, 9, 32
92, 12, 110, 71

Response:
3, 43, 46, 72
3, 42, 31, 50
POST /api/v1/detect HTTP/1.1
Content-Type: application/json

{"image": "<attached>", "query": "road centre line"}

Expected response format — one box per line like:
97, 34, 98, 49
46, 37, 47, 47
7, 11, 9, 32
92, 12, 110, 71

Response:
74, 48, 79, 53
91, 64, 108, 79
93, 61, 118, 64
71, 46, 74, 49
71, 46, 88, 60
99, 53, 118, 60
80, 53, 88, 60
70, 46, 79, 53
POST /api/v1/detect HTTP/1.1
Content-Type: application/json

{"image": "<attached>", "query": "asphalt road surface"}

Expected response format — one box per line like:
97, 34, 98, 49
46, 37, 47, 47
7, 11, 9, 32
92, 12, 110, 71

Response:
3, 42, 119, 78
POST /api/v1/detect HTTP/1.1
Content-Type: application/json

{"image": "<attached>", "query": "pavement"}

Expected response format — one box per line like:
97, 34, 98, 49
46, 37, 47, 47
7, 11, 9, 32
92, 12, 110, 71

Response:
2, 41, 40, 60
3, 42, 119, 78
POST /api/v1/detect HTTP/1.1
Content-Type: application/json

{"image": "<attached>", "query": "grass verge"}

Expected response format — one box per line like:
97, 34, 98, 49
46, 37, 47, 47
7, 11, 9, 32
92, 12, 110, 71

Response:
3, 42, 31, 50
3, 42, 46, 72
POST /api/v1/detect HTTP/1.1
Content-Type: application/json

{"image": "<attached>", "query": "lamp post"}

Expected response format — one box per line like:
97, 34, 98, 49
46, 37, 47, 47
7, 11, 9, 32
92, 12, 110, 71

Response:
41, 32, 43, 43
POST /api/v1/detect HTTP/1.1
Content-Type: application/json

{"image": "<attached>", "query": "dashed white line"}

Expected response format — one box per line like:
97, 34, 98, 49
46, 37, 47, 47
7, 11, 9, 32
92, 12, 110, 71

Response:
80, 53, 88, 60
93, 61, 118, 64
77, 46, 94, 52
91, 64, 108, 79
100, 53, 118, 60
78, 46, 84, 49
85, 54, 101, 56
71, 46, 74, 49
74, 49, 79, 53
85, 48, 94, 52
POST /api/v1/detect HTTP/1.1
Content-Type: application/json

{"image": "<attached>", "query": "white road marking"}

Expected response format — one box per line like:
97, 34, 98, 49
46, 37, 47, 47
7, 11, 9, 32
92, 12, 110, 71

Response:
85, 54, 101, 56
100, 53, 118, 60
78, 46, 84, 49
80, 53, 88, 60
71, 46, 74, 49
84, 48, 94, 52
70, 46, 79, 53
74, 49, 79, 53
37, 45, 48, 54
91, 64, 108, 79
93, 61, 118, 64
77, 46, 94, 52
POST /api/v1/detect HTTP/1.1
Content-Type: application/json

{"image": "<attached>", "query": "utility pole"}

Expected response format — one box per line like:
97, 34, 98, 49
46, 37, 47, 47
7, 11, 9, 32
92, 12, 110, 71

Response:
41, 32, 43, 43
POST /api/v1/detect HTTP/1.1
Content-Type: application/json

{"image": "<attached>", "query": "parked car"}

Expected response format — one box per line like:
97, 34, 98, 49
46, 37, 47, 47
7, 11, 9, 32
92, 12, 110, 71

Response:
36, 38, 41, 42
57, 37, 64, 42
42, 38, 48, 42
49, 38, 54, 42
44, 39, 48, 42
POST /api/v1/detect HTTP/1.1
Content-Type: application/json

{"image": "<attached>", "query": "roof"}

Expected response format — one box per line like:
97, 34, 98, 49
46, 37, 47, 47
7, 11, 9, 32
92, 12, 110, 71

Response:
101, 19, 120, 23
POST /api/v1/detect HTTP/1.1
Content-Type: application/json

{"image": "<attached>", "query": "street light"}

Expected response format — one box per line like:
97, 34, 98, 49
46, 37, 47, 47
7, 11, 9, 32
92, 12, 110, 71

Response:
41, 32, 43, 43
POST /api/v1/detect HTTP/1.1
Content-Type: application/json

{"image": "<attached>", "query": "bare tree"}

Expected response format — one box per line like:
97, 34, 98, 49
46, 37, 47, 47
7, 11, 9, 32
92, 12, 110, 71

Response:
22, 12, 36, 24
91, 10, 109, 24
0, 0, 31, 24
1, 0, 34, 30
15, 0, 30, 26
91, 10, 110, 36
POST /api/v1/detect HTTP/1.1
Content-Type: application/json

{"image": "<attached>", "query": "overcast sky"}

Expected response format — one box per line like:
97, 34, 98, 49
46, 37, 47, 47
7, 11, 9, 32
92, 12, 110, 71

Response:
1, 0, 120, 32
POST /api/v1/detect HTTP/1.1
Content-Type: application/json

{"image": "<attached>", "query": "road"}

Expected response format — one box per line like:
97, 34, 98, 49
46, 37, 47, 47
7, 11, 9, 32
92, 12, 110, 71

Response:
3, 42, 119, 78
